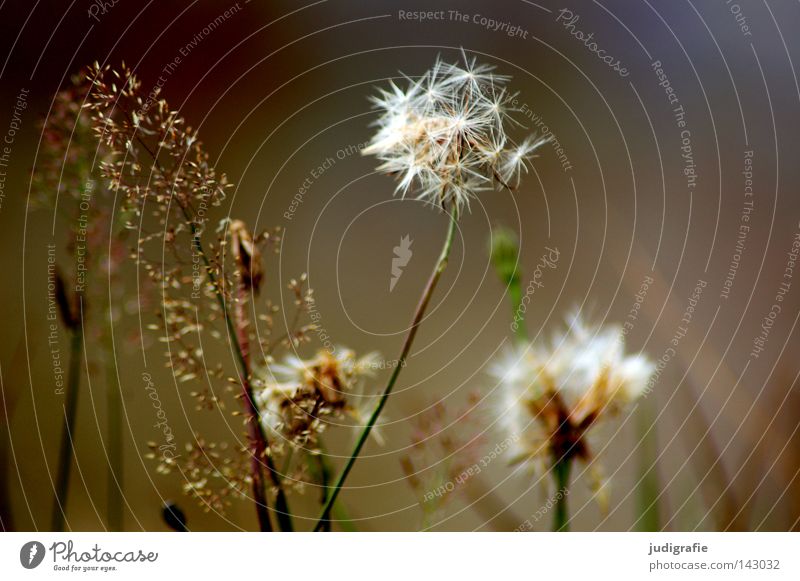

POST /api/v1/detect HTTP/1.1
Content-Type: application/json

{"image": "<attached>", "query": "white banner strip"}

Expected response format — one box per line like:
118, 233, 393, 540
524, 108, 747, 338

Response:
1, 532, 798, 579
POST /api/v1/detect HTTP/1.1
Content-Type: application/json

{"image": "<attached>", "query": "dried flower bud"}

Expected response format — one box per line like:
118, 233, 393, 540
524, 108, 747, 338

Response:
489, 225, 521, 287
228, 220, 263, 293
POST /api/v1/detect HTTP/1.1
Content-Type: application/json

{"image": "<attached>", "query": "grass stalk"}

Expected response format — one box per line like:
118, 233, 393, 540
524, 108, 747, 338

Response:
51, 325, 83, 532
106, 352, 124, 531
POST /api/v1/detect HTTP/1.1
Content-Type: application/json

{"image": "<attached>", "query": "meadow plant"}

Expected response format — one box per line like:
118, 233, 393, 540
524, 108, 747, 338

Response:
488, 312, 655, 530
314, 54, 548, 530
83, 63, 377, 531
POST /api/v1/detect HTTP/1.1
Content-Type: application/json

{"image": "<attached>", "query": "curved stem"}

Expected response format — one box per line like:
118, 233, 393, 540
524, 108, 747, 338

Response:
313, 205, 459, 531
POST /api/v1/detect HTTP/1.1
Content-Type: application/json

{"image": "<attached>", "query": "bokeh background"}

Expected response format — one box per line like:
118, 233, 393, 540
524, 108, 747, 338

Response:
1, 0, 800, 531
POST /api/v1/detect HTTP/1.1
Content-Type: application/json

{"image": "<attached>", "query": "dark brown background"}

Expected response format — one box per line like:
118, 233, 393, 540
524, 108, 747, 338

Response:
1, 0, 799, 531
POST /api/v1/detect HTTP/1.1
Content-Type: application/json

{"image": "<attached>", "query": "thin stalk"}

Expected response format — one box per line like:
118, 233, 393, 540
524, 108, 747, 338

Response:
488, 226, 526, 343
636, 399, 661, 531
308, 449, 356, 531
315, 454, 332, 532
508, 279, 527, 344
51, 326, 83, 531
313, 205, 459, 532
229, 270, 289, 532
552, 455, 572, 532
106, 349, 123, 531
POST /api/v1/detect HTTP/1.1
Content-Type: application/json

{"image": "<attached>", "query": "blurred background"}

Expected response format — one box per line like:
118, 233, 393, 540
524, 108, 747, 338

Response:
1, 0, 800, 531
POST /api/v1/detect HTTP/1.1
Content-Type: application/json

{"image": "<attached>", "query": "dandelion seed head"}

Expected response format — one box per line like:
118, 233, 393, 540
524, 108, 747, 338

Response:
364, 52, 549, 211
254, 347, 380, 453
489, 311, 655, 469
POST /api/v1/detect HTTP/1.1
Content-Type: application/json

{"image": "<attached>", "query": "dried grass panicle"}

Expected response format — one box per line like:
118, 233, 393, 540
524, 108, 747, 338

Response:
82, 64, 372, 517
34, 75, 131, 314
149, 439, 251, 514
83, 62, 229, 230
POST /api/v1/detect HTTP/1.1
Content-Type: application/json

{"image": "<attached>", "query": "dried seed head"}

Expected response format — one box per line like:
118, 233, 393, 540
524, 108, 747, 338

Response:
254, 348, 381, 453
490, 311, 654, 468
228, 219, 263, 293
364, 51, 549, 212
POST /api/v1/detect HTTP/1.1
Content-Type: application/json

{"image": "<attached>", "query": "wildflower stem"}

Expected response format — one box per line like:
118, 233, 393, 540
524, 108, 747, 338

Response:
552, 455, 572, 532
106, 347, 124, 531
51, 325, 83, 532
636, 399, 661, 531
313, 204, 459, 531
188, 219, 292, 532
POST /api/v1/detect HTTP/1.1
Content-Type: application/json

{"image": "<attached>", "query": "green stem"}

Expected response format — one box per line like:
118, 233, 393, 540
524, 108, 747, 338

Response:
508, 275, 527, 344
106, 351, 123, 531
308, 450, 357, 531
52, 326, 83, 532
636, 400, 661, 531
313, 205, 459, 532
315, 454, 332, 532
552, 455, 571, 532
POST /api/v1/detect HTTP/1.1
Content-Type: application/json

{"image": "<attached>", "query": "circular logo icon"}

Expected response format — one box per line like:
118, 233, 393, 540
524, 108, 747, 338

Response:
19, 541, 45, 569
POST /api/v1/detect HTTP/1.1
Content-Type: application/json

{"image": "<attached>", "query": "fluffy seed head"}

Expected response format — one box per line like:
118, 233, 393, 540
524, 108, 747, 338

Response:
363, 52, 549, 212
490, 311, 655, 467
254, 348, 380, 453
